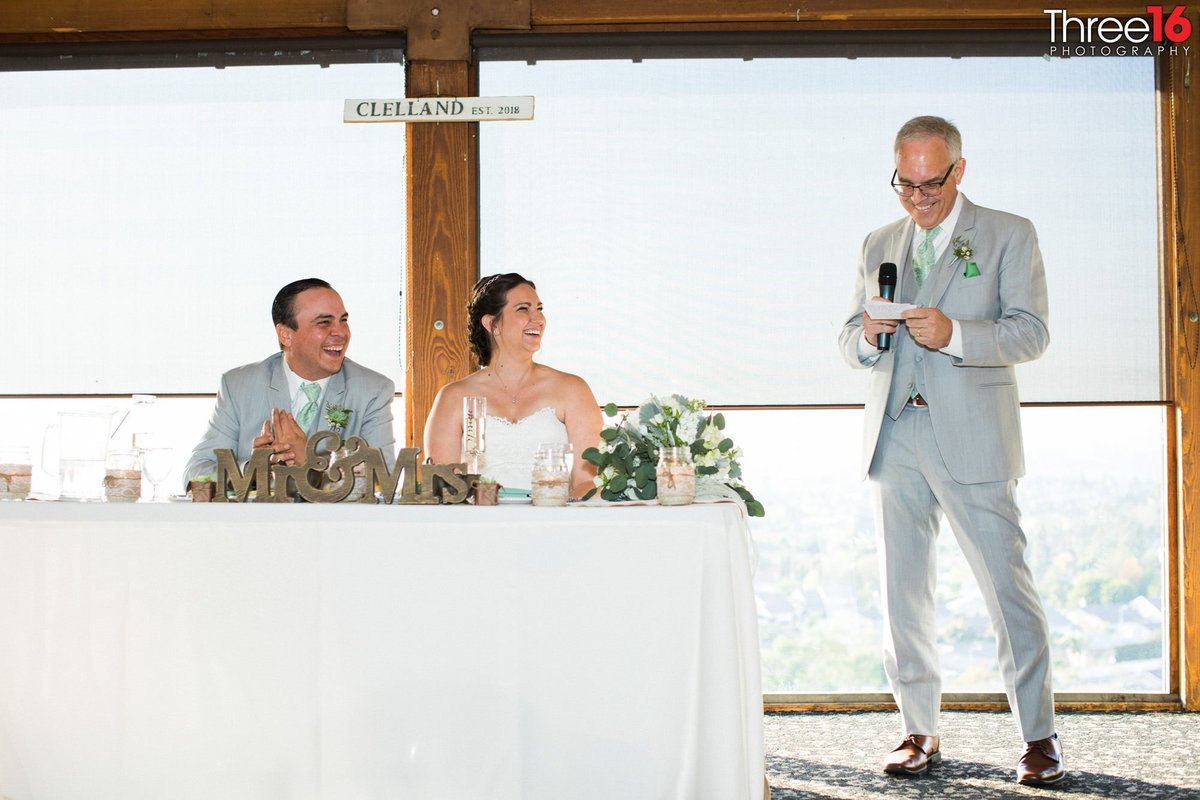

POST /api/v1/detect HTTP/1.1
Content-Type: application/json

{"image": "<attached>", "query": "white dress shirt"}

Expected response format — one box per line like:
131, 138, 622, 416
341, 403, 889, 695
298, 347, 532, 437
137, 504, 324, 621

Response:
282, 360, 330, 420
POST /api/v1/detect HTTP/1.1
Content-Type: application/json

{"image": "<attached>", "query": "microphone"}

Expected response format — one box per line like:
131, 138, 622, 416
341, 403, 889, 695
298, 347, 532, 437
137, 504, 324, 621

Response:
876, 262, 897, 351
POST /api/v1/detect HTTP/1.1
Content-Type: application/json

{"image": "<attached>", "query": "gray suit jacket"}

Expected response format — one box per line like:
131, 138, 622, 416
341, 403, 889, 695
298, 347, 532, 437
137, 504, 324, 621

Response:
838, 196, 1049, 484
183, 352, 396, 484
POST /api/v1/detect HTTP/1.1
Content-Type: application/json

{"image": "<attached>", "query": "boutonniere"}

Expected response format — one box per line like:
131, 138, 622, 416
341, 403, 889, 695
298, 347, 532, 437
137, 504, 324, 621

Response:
952, 236, 981, 278
325, 404, 352, 432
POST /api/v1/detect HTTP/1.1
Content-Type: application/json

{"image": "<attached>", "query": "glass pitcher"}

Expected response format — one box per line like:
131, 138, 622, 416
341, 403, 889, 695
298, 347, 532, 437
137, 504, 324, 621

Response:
42, 409, 115, 501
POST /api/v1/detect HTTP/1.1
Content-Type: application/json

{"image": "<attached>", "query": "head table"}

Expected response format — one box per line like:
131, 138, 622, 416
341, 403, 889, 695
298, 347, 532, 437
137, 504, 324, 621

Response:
0, 500, 763, 800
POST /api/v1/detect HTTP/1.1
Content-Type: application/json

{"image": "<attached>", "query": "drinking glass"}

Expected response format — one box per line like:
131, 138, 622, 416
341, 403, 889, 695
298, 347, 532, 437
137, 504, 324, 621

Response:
140, 446, 173, 502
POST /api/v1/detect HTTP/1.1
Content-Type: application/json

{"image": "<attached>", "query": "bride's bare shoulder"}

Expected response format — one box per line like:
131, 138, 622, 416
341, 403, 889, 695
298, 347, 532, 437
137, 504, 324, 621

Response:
535, 364, 599, 408
535, 364, 589, 389
433, 370, 488, 403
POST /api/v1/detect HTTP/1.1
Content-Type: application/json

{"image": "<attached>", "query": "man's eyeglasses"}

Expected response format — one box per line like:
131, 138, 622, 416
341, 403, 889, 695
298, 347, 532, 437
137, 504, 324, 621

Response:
891, 163, 957, 198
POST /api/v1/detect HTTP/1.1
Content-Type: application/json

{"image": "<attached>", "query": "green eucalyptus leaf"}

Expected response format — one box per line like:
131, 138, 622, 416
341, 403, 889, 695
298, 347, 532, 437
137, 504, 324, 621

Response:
718, 438, 734, 453
600, 428, 620, 442
603, 402, 620, 417
582, 487, 597, 501
713, 413, 725, 430
582, 447, 604, 466
609, 474, 629, 493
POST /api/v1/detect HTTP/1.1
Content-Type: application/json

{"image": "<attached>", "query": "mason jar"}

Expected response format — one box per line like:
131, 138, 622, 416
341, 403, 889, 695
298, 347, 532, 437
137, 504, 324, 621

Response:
656, 446, 696, 506
531, 443, 571, 507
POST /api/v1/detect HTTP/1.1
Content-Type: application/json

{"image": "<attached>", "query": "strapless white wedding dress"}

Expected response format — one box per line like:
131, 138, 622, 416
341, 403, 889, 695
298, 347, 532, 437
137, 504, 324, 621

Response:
481, 406, 569, 490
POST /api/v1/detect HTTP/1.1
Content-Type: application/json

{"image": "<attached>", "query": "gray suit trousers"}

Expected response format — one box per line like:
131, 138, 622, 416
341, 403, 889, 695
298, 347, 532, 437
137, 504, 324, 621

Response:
870, 404, 1055, 742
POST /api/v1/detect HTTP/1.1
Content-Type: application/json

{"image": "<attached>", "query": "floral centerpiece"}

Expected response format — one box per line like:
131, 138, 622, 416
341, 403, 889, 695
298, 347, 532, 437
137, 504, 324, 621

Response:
582, 394, 765, 517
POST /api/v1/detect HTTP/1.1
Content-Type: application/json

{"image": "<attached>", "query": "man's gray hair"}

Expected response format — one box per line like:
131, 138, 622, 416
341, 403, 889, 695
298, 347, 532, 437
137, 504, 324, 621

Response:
895, 116, 962, 163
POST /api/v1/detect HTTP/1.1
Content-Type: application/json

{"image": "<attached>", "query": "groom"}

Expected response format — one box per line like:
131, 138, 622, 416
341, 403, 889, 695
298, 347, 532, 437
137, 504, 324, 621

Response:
838, 116, 1063, 786
183, 278, 396, 484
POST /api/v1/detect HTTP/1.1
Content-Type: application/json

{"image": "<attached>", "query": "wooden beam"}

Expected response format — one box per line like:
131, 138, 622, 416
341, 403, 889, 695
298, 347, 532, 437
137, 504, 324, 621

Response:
0, 0, 347, 34
0, 1, 1160, 38
1162, 21, 1200, 710
528, 0, 1159, 25
405, 60, 478, 455
349, 0, 529, 61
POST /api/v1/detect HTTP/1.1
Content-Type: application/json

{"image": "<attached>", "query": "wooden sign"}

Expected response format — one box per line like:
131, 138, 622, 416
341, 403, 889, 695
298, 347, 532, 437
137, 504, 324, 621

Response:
213, 430, 478, 504
344, 96, 534, 123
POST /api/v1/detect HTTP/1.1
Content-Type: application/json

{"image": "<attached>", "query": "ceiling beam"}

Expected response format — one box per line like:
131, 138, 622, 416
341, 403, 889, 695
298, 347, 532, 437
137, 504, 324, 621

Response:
349, 0, 529, 61
0, 1, 1160, 39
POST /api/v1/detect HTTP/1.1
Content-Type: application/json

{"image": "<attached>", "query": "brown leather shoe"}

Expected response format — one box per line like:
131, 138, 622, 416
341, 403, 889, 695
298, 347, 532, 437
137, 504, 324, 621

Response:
1017, 733, 1065, 785
883, 734, 941, 775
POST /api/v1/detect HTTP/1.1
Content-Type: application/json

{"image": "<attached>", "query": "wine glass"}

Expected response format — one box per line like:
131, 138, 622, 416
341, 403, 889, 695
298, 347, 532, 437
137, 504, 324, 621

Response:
140, 446, 173, 502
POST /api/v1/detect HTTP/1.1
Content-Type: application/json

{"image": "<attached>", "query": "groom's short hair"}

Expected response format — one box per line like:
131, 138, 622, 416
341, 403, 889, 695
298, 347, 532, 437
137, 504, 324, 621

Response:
272, 278, 334, 330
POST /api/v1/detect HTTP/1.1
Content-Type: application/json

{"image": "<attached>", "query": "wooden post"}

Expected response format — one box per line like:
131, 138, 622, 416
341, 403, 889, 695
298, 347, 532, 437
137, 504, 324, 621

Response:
1162, 27, 1200, 711
356, 0, 528, 453
405, 60, 478, 453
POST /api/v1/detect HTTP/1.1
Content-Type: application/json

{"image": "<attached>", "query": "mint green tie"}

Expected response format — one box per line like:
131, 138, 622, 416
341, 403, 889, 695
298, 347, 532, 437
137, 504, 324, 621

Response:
914, 225, 941, 287
297, 382, 321, 429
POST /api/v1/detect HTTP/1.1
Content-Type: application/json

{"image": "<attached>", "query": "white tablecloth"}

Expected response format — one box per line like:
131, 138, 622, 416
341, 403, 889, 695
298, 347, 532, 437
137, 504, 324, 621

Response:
0, 501, 763, 800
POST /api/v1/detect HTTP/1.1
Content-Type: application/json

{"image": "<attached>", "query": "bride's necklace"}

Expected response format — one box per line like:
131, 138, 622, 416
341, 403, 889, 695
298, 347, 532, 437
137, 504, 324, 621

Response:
489, 364, 533, 407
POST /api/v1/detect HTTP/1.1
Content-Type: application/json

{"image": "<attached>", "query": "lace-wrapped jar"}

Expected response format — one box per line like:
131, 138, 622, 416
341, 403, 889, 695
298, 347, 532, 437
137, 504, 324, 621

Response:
656, 446, 695, 506
0, 446, 32, 501
531, 443, 571, 507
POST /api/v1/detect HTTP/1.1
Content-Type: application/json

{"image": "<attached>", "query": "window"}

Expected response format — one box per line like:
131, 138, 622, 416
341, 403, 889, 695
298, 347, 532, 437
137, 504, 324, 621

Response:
480, 52, 1165, 694
1, 56, 407, 489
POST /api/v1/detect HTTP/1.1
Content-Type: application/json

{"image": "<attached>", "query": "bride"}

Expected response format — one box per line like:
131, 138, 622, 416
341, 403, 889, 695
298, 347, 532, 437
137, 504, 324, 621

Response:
423, 273, 602, 497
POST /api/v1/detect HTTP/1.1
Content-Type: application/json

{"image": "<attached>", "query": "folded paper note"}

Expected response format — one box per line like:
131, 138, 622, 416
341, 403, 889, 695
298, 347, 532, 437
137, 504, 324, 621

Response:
864, 299, 918, 320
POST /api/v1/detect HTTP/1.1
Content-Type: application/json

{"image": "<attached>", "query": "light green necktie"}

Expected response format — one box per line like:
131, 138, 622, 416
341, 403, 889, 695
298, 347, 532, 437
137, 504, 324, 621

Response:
297, 382, 321, 429
914, 225, 941, 287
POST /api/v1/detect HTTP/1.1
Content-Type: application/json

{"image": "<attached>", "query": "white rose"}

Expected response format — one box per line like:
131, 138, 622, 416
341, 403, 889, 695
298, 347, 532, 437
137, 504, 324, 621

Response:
701, 423, 723, 449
